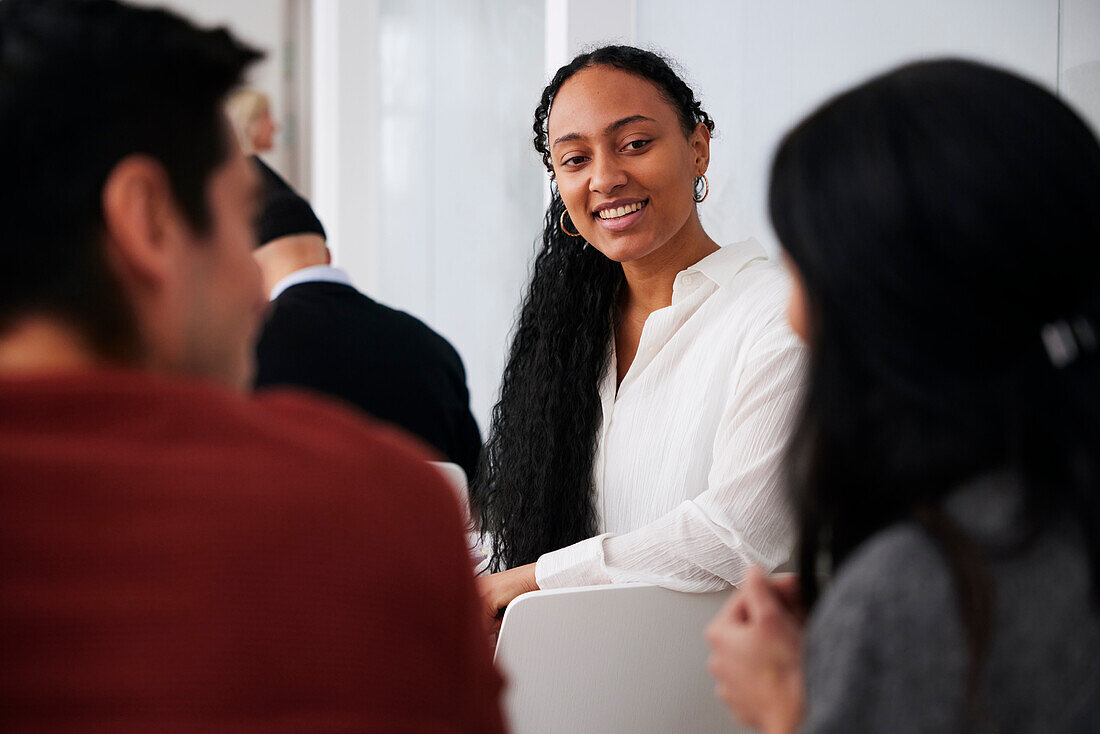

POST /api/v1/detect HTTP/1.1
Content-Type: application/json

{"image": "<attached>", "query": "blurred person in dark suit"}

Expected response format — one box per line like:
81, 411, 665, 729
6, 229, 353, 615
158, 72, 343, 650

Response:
251, 157, 483, 482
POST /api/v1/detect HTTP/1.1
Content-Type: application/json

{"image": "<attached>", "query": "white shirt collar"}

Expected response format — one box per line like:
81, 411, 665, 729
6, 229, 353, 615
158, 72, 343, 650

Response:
669, 239, 770, 304
269, 265, 354, 301
684, 239, 769, 288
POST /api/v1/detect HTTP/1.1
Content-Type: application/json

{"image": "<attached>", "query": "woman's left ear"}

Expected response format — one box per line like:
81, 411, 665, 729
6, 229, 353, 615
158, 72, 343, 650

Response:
691, 122, 711, 173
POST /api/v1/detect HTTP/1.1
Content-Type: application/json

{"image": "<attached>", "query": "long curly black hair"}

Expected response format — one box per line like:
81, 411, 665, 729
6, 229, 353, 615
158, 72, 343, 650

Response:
470, 46, 715, 572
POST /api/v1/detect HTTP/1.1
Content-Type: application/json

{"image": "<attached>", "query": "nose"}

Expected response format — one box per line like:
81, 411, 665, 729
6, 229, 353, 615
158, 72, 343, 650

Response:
588, 151, 628, 195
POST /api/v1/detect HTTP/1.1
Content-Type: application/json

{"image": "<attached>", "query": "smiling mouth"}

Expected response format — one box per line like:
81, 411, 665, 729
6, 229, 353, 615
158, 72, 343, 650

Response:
594, 199, 648, 220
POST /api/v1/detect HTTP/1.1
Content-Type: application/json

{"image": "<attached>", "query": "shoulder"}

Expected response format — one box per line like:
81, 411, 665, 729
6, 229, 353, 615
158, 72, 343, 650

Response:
270, 280, 351, 303
721, 258, 805, 378
199, 391, 483, 690
261, 284, 355, 332
734, 259, 794, 331
251, 388, 435, 465
231, 388, 461, 529
706, 248, 796, 344
819, 522, 955, 619
801, 524, 969, 732
369, 302, 467, 366
711, 243, 792, 304
36, 374, 464, 539
691, 251, 806, 399
809, 522, 962, 661
267, 288, 466, 368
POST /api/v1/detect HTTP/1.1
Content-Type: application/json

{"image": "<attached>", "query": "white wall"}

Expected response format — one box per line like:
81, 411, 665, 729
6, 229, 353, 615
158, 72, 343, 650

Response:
310, 0, 380, 296
545, 0, 636, 76
636, 0, 1070, 255
1061, 0, 1100, 136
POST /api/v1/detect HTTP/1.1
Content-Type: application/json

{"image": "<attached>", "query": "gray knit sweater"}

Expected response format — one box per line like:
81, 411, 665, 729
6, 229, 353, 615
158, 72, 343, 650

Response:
801, 477, 1100, 733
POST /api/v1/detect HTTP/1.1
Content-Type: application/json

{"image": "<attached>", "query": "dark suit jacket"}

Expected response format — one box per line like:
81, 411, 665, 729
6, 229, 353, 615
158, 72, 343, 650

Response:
254, 280, 482, 481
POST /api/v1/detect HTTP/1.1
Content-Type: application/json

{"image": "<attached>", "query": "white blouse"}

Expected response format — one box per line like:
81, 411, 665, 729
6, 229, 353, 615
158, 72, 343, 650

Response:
533, 240, 807, 593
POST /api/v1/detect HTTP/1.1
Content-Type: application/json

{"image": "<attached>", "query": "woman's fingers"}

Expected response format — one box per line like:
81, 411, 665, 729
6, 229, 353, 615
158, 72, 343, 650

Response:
705, 569, 806, 731
476, 563, 540, 634
712, 583, 752, 628
476, 575, 508, 627
740, 566, 811, 630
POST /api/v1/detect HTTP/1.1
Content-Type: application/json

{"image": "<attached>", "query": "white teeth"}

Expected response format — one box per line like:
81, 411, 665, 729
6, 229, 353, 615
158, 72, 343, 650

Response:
597, 201, 646, 220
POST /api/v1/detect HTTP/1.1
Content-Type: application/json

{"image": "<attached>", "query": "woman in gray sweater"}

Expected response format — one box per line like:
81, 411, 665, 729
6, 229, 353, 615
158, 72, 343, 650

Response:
706, 59, 1100, 733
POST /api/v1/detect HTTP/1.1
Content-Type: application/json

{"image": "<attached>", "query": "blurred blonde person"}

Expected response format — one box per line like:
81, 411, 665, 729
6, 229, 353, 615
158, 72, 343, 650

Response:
225, 88, 276, 155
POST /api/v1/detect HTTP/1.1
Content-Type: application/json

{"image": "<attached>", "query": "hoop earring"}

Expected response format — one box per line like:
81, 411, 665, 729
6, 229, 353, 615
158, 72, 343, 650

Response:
560, 209, 582, 237
694, 173, 709, 203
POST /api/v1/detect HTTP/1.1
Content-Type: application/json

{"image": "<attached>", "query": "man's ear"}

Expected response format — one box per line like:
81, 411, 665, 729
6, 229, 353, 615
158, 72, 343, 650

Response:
101, 155, 189, 287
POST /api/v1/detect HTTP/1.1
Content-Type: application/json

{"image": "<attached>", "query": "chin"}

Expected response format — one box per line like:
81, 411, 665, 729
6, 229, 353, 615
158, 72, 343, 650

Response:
588, 236, 661, 264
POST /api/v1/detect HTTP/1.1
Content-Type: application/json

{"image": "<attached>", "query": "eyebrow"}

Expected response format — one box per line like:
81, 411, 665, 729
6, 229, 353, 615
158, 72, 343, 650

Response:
551, 115, 657, 147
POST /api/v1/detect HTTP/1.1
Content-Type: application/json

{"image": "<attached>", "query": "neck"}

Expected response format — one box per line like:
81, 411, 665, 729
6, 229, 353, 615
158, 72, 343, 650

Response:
265, 258, 329, 294
254, 234, 330, 296
619, 212, 718, 314
0, 317, 106, 377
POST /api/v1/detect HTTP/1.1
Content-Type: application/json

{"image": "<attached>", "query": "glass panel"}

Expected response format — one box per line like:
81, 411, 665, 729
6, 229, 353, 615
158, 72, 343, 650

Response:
376, 0, 546, 430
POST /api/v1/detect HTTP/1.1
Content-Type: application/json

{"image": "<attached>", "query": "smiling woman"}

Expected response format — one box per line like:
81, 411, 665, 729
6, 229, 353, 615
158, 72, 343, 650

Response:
549, 67, 712, 270
471, 46, 807, 623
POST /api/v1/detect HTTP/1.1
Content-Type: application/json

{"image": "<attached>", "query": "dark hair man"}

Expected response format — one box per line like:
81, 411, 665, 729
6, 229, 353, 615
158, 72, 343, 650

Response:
250, 157, 484, 482
0, 2, 504, 731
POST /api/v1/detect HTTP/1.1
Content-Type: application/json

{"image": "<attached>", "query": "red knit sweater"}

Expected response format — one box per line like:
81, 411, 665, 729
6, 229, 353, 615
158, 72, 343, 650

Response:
0, 369, 505, 733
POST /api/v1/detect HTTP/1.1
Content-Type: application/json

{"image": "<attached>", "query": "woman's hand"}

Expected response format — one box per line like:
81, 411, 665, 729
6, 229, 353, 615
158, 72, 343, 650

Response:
705, 566, 806, 734
477, 562, 539, 635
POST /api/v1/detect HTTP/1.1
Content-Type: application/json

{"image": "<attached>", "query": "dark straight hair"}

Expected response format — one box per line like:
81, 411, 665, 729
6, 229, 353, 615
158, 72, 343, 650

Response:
471, 45, 714, 571
0, 0, 262, 357
769, 58, 1100, 692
